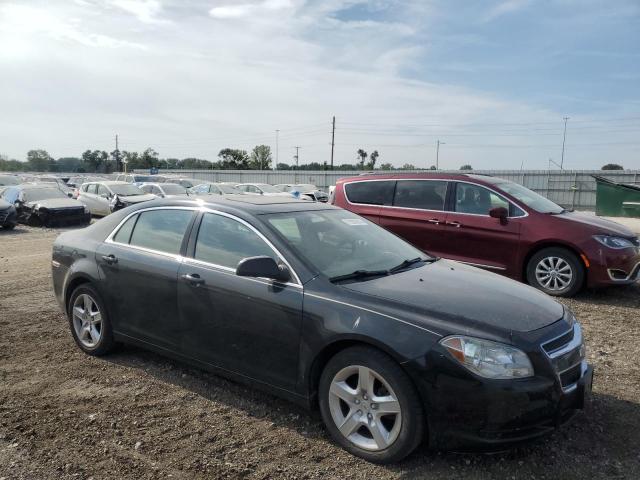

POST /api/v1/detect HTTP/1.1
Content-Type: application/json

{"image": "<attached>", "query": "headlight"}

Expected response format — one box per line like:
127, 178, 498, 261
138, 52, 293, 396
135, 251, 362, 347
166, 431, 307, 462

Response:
84, 205, 90, 214
593, 235, 635, 249
440, 336, 534, 379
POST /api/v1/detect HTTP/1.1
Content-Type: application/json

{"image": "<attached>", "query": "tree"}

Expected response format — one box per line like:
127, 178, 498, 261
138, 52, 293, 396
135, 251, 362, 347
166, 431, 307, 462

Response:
401, 163, 416, 170
357, 149, 368, 169
379, 162, 393, 170
460, 164, 473, 170
249, 145, 272, 170
139, 148, 159, 169
27, 149, 52, 171
81, 150, 109, 172
367, 150, 379, 170
57, 157, 83, 172
218, 148, 250, 169
429, 165, 437, 170
601, 163, 624, 170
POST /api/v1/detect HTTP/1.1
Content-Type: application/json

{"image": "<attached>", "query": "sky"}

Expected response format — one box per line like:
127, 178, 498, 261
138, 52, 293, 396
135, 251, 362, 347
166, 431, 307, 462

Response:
0, 0, 639, 170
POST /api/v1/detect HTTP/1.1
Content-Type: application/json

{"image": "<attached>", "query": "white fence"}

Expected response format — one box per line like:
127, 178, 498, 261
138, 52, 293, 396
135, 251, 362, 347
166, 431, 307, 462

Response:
134, 169, 640, 211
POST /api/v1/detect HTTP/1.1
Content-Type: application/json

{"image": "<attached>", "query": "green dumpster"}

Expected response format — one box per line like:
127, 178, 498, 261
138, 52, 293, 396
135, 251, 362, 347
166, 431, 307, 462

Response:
593, 175, 640, 218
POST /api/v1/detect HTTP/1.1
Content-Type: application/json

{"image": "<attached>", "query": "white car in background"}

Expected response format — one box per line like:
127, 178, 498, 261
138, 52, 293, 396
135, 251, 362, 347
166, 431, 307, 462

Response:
189, 182, 244, 196
78, 181, 156, 216
140, 182, 190, 198
235, 183, 295, 197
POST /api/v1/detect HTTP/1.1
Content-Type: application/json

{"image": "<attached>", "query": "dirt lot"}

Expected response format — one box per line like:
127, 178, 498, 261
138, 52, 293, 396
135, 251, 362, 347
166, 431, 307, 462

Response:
1, 225, 639, 480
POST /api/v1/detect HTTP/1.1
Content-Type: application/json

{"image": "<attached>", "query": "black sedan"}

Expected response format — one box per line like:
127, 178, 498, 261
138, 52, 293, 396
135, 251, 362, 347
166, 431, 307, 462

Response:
1, 184, 91, 227
51, 196, 592, 463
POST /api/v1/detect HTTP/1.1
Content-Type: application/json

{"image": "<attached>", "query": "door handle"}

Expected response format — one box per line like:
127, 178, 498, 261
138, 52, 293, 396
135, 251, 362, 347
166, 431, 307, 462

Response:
101, 254, 118, 265
445, 221, 462, 228
181, 273, 205, 286
426, 218, 441, 224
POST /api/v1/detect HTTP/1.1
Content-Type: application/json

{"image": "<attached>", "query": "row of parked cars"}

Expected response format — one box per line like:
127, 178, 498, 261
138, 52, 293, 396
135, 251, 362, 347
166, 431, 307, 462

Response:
0, 172, 329, 229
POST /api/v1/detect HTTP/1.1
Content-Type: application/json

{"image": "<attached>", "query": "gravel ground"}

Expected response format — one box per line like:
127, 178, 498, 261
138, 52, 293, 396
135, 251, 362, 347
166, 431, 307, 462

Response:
1, 225, 639, 480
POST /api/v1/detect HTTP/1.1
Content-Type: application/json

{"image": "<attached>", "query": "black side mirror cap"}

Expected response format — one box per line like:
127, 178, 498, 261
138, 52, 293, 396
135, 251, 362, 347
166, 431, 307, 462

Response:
489, 206, 508, 220
236, 256, 291, 283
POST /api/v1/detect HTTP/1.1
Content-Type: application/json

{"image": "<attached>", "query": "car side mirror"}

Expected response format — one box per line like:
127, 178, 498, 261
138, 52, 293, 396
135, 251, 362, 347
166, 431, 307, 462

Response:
489, 206, 508, 221
236, 256, 291, 282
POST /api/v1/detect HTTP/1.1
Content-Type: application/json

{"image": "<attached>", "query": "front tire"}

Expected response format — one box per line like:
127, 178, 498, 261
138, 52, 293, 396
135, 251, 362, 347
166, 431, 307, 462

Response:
318, 346, 424, 463
68, 284, 115, 356
526, 247, 584, 297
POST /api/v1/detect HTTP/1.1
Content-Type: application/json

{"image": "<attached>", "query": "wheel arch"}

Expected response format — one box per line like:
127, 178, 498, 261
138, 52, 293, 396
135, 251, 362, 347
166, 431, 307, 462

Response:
521, 241, 588, 285
64, 275, 93, 316
305, 336, 409, 409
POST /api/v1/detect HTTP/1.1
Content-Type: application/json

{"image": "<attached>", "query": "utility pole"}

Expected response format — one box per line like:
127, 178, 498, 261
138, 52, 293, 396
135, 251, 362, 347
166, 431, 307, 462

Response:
275, 129, 279, 170
560, 116, 569, 170
294, 146, 300, 168
330, 116, 335, 170
114, 134, 120, 172
436, 139, 445, 170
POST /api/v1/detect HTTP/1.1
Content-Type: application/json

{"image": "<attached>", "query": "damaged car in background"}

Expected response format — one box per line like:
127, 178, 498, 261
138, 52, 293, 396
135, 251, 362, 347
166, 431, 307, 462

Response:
0, 197, 18, 230
1, 184, 90, 227
78, 181, 156, 216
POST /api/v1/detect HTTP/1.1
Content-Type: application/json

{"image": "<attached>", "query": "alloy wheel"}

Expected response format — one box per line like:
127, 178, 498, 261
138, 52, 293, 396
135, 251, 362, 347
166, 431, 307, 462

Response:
328, 365, 402, 451
72, 293, 103, 348
535, 256, 573, 291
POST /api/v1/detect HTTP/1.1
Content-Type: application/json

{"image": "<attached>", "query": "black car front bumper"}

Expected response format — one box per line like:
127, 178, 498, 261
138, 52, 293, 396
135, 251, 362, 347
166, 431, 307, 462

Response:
406, 360, 593, 449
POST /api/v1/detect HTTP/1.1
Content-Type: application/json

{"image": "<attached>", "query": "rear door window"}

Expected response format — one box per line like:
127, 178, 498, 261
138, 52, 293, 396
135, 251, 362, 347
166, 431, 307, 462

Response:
393, 180, 447, 210
194, 213, 276, 269
128, 209, 193, 254
87, 184, 98, 195
344, 181, 395, 205
97, 185, 110, 197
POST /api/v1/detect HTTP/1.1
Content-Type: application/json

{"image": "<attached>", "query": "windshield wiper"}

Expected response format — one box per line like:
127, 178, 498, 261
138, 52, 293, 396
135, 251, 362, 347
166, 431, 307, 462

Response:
329, 269, 389, 283
388, 257, 435, 274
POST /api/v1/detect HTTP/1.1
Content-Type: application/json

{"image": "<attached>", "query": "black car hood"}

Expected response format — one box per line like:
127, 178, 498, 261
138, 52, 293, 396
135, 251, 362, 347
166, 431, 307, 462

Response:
342, 260, 564, 333
554, 211, 635, 237
26, 198, 84, 209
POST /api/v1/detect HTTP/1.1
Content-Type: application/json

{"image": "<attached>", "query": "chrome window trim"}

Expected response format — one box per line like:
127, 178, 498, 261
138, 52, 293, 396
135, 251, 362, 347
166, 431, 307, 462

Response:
342, 178, 529, 218
105, 205, 303, 287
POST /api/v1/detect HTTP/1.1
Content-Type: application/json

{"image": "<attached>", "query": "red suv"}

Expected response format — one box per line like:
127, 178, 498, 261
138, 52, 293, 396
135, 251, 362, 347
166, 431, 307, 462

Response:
332, 173, 640, 296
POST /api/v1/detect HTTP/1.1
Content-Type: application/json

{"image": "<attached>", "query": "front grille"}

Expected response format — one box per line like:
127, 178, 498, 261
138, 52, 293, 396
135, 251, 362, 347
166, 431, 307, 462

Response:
0, 211, 8, 223
541, 323, 585, 391
49, 208, 84, 218
542, 329, 574, 354
559, 363, 582, 388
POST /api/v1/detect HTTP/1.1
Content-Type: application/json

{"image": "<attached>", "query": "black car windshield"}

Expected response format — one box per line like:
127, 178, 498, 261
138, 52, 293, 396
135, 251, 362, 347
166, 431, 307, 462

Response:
23, 188, 68, 201
266, 209, 431, 279
110, 184, 144, 196
497, 181, 564, 214
133, 175, 154, 182
161, 184, 188, 195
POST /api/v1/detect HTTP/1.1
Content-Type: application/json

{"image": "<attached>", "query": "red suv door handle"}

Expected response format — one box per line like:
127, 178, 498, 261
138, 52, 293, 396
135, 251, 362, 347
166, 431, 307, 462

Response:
426, 218, 441, 224
446, 221, 462, 228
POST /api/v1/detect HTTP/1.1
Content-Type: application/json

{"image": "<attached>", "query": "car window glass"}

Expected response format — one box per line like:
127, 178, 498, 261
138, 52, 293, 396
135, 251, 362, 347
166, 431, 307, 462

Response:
455, 183, 509, 215
194, 213, 276, 269
269, 217, 302, 245
87, 184, 98, 195
97, 185, 110, 197
393, 180, 447, 210
129, 209, 193, 254
113, 214, 138, 244
81, 184, 89, 192
345, 181, 395, 205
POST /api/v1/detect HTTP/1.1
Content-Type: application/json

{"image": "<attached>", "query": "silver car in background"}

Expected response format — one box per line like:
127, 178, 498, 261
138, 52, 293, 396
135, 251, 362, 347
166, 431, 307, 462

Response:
189, 182, 244, 196
78, 181, 156, 216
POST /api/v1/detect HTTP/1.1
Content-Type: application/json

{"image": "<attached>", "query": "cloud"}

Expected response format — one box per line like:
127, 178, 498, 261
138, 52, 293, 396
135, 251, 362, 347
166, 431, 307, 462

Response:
482, 0, 531, 22
209, 0, 295, 19
109, 0, 164, 23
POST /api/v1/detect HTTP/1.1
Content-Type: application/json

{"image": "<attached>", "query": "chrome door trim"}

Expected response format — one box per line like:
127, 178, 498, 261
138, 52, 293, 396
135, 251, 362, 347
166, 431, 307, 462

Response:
105, 205, 303, 287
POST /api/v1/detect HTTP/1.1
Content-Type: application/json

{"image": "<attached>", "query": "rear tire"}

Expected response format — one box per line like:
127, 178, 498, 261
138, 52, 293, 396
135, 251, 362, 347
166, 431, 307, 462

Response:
526, 247, 584, 297
318, 346, 424, 463
68, 284, 116, 356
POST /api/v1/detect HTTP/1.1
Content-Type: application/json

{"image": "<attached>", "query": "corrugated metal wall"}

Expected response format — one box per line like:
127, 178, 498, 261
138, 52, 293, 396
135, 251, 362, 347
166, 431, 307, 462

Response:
134, 169, 640, 210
